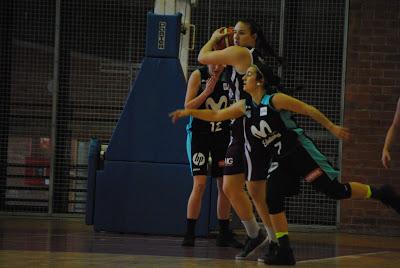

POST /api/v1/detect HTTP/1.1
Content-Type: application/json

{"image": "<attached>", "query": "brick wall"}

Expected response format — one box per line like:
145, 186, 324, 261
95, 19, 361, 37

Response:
342, 0, 400, 234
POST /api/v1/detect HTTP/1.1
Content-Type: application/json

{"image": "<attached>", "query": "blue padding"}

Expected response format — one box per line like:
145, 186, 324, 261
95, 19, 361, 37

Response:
145, 12, 182, 58
105, 57, 188, 164
85, 138, 100, 225
93, 161, 212, 236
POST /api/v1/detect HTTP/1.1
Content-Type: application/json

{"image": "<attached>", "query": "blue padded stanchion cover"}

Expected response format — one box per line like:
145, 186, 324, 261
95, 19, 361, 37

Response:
86, 138, 100, 225
90, 12, 215, 236
105, 57, 188, 164
145, 12, 182, 58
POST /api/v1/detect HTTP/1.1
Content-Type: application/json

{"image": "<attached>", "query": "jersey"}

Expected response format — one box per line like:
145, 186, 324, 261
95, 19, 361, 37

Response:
243, 94, 301, 162
226, 48, 266, 144
187, 66, 231, 134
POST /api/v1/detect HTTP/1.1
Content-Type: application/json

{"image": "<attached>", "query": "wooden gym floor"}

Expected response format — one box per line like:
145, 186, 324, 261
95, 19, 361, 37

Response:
0, 217, 399, 267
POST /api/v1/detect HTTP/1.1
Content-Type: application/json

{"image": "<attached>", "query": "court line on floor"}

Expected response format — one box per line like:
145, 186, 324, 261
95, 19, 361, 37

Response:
297, 251, 393, 263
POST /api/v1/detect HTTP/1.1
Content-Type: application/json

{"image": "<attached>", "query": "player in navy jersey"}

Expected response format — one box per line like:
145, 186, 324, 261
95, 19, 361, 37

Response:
170, 62, 400, 265
182, 64, 242, 248
197, 18, 282, 260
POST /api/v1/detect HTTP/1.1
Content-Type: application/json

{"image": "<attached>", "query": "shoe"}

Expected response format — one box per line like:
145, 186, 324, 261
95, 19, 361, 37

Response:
264, 246, 296, 265
216, 230, 244, 248
181, 234, 195, 247
375, 184, 400, 214
235, 229, 267, 260
257, 241, 279, 262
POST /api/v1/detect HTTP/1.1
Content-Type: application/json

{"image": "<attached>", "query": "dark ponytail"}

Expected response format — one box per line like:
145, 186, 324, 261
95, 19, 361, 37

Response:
238, 18, 284, 65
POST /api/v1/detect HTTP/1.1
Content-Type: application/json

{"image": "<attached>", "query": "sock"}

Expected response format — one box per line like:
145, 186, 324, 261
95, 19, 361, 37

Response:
369, 186, 379, 199
264, 225, 277, 242
218, 219, 230, 235
366, 185, 372, 198
241, 218, 260, 238
276, 232, 290, 248
186, 219, 197, 236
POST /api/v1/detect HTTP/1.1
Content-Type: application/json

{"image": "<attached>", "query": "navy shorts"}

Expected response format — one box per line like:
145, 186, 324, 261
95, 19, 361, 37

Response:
267, 135, 340, 198
223, 137, 246, 176
187, 131, 230, 177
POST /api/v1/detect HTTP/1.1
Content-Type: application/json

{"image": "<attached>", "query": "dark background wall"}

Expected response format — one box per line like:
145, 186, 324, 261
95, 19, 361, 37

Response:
342, 0, 400, 234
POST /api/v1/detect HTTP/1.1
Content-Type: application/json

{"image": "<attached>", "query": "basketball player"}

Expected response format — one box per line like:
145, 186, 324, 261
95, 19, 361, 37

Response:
197, 18, 282, 260
182, 64, 242, 249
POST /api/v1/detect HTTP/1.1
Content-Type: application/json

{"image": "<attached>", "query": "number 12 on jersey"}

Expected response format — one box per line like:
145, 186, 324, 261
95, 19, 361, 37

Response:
210, 121, 222, 132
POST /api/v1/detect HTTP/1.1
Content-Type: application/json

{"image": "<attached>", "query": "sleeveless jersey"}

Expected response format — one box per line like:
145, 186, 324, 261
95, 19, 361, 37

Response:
226, 48, 267, 143
243, 94, 302, 160
187, 66, 231, 133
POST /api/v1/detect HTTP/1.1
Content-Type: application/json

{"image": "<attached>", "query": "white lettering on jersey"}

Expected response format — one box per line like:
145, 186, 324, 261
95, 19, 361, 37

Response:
192, 153, 206, 166
251, 120, 282, 147
206, 96, 228, 111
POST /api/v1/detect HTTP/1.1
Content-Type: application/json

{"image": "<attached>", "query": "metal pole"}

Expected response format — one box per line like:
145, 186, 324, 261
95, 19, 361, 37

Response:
49, 0, 61, 215
337, 0, 349, 227
278, 0, 285, 78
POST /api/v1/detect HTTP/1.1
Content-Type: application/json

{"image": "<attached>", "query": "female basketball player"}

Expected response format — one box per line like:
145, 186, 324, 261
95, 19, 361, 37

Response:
182, 64, 242, 249
170, 62, 400, 265
197, 18, 282, 260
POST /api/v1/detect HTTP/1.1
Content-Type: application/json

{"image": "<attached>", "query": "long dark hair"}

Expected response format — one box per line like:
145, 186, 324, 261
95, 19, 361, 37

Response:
253, 62, 280, 94
238, 18, 284, 66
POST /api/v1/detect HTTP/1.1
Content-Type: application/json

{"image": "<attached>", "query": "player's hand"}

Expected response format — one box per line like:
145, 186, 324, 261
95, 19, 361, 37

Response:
382, 149, 391, 169
169, 109, 189, 123
210, 27, 228, 43
330, 125, 351, 141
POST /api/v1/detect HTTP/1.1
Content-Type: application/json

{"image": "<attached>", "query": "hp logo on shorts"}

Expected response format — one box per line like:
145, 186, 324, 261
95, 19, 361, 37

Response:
192, 153, 206, 166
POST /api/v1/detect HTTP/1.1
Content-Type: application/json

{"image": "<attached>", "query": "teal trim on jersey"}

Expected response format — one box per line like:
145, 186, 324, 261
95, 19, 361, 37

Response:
297, 134, 339, 180
261, 94, 273, 106
186, 116, 193, 132
186, 129, 193, 176
279, 110, 302, 131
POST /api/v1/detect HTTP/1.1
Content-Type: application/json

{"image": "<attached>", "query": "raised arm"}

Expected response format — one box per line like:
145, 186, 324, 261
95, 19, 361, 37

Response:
271, 93, 350, 141
170, 99, 246, 123
382, 97, 400, 168
198, 28, 251, 73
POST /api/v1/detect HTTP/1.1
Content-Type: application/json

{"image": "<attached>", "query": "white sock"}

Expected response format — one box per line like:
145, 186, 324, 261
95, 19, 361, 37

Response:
241, 218, 260, 238
264, 225, 277, 242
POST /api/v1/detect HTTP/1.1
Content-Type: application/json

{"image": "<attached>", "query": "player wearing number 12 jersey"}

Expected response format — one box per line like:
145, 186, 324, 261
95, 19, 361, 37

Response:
183, 64, 242, 248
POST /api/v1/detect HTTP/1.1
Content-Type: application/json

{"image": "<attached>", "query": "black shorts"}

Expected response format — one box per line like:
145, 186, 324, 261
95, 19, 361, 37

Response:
267, 135, 339, 198
244, 144, 269, 181
223, 137, 246, 176
187, 130, 230, 177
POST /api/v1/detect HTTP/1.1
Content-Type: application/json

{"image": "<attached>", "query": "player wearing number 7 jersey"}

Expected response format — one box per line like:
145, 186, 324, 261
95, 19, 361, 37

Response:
171, 62, 400, 265
182, 64, 242, 248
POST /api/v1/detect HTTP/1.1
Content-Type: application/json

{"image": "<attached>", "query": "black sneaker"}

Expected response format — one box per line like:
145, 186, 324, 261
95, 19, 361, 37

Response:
216, 230, 244, 248
257, 241, 279, 262
181, 234, 195, 247
235, 229, 267, 260
264, 246, 296, 266
375, 184, 400, 214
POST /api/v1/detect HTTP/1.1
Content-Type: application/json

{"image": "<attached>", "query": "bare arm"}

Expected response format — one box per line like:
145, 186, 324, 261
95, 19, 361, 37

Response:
184, 70, 210, 109
198, 28, 251, 73
382, 97, 400, 168
170, 100, 246, 123
271, 93, 350, 140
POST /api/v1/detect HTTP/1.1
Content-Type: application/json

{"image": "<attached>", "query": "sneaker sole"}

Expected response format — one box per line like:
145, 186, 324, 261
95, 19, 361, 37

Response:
235, 238, 269, 261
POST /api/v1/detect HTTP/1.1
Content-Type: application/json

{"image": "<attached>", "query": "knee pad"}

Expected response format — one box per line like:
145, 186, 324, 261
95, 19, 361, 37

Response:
267, 195, 285, 214
314, 178, 352, 200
